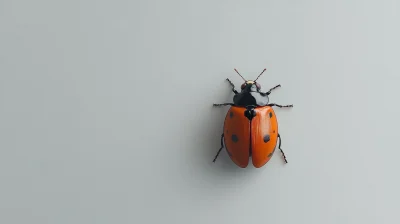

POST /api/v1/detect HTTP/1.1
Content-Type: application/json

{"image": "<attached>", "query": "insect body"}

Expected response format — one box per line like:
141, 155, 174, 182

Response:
213, 68, 293, 168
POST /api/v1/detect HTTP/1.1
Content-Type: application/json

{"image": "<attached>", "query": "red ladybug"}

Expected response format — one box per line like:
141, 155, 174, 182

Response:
213, 68, 293, 168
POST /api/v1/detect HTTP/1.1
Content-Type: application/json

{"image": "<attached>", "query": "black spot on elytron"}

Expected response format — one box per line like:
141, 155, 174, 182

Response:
268, 152, 273, 157
269, 112, 273, 118
231, 134, 239, 142
273, 130, 276, 133
263, 135, 270, 143
230, 111, 234, 118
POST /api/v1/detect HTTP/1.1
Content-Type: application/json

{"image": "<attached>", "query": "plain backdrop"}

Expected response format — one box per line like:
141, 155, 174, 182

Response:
1, 0, 400, 223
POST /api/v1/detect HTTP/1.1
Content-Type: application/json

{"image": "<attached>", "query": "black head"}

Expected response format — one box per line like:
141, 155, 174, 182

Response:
241, 80, 261, 92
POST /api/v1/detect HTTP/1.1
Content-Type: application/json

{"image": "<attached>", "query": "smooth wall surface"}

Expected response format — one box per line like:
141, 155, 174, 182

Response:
1, 0, 399, 223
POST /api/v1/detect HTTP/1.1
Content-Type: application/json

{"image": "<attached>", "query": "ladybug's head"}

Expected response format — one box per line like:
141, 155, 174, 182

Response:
234, 68, 265, 92
241, 80, 261, 92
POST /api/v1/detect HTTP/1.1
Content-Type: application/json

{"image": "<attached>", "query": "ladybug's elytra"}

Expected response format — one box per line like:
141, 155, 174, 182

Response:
213, 68, 293, 168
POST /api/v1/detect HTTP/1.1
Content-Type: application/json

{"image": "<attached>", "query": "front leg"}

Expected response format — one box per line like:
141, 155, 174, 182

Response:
267, 103, 293, 108
226, 78, 239, 94
265, 84, 281, 95
213, 103, 234, 107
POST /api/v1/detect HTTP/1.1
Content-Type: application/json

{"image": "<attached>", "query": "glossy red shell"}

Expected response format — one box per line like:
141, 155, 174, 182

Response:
223, 106, 278, 168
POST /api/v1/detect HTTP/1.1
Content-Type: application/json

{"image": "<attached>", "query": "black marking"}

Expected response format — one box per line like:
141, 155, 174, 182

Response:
269, 112, 273, 118
268, 152, 273, 158
273, 130, 276, 133
244, 106, 257, 121
230, 111, 234, 118
233, 91, 269, 107
231, 134, 239, 142
263, 135, 270, 143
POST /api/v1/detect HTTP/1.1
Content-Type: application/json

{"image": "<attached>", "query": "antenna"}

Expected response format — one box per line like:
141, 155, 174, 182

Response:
234, 68, 246, 81
254, 68, 267, 82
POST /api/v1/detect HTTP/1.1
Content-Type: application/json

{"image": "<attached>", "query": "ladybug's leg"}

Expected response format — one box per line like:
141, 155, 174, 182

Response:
277, 134, 288, 163
265, 84, 281, 95
226, 78, 239, 94
213, 103, 234, 106
213, 133, 224, 162
267, 103, 293, 108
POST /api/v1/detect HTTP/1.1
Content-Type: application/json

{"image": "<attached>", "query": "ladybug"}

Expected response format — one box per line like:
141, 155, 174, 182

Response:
213, 68, 293, 168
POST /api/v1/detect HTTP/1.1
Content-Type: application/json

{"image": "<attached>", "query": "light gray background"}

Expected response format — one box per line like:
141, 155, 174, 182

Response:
1, 0, 399, 223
